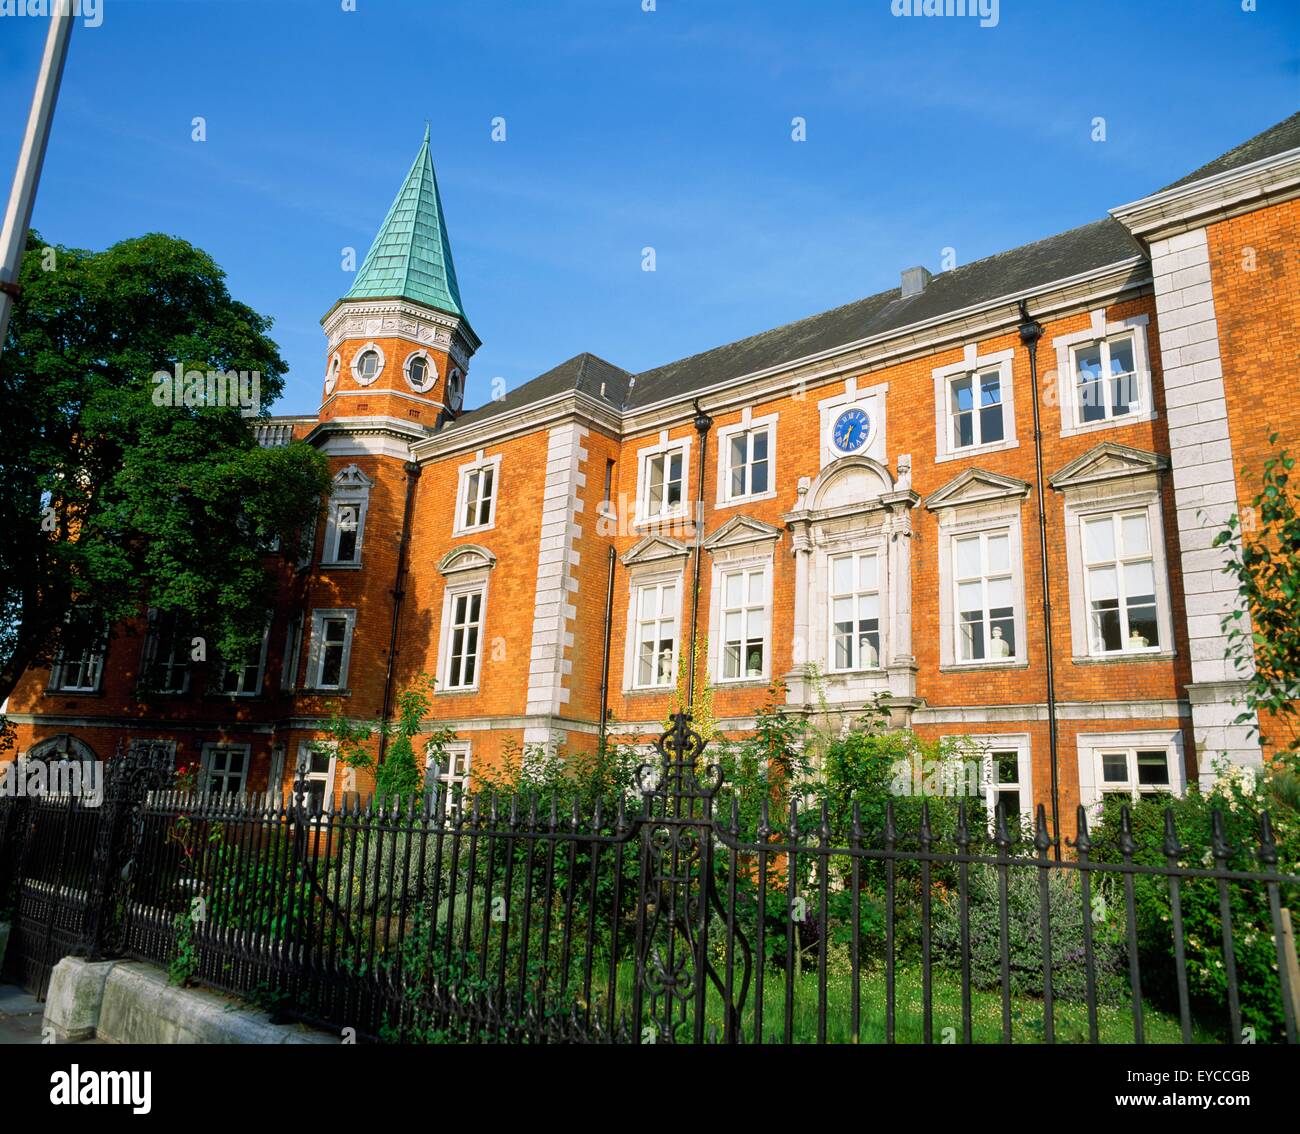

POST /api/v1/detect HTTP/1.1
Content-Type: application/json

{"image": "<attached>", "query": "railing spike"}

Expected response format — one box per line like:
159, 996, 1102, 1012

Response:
1258, 809, 1278, 867
1073, 804, 1091, 855
1162, 807, 1183, 859
1034, 803, 1051, 855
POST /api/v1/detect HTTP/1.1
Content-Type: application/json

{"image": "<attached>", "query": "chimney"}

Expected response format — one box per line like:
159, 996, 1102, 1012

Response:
901, 265, 932, 298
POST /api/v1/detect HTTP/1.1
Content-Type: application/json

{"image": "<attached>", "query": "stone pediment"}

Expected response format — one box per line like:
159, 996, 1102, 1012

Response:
437, 544, 497, 576
808, 456, 893, 512
621, 533, 691, 567
701, 515, 783, 551
1049, 442, 1168, 491
333, 463, 375, 490
925, 468, 1030, 511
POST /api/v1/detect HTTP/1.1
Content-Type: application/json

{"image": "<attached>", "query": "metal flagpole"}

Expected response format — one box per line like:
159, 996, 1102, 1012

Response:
0, 7, 75, 358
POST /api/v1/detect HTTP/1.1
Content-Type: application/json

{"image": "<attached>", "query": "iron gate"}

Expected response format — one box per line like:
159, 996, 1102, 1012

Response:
0, 741, 173, 998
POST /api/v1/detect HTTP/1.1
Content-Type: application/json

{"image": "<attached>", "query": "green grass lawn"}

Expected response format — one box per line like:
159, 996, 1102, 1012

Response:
596, 961, 1210, 1044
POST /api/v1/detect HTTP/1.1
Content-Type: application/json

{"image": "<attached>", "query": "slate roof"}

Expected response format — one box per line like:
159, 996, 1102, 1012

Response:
626, 218, 1143, 410
451, 352, 633, 431
1158, 110, 1300, 193
346, 126, 466, 319
447, 218, 1144, 430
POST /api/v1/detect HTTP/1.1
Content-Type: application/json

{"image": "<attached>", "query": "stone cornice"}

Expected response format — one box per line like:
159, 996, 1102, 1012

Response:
321, 296, 481, 369
410, 390, 623, 463
1110, 149, 1300, 243
302, 415, 429, 451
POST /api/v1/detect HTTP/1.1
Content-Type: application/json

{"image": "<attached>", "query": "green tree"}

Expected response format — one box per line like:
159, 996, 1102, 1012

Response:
314, 674, 456, 806
1214, 434, 1300, 763
0, 230, 331, 704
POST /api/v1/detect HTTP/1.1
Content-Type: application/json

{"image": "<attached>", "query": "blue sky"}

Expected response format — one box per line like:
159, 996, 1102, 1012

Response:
2, 0, 1296, 416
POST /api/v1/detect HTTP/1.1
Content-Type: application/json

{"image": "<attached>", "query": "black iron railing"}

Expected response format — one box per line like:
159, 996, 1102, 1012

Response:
1, 714, 1297, 1043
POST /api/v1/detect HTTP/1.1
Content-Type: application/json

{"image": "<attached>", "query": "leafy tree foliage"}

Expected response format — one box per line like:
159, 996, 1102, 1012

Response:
0, 230, 331, 706
1215, 435, 1300, 762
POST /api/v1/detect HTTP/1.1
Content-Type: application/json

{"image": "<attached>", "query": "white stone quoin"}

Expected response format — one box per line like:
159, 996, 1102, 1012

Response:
1148, 226, 1259, 781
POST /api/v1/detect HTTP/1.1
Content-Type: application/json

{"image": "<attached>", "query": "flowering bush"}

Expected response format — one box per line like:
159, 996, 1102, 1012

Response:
1091, 760, 1300, 1041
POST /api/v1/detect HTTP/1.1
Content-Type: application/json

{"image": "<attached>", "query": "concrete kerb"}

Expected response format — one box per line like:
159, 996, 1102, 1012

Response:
44, 956, 337, 1044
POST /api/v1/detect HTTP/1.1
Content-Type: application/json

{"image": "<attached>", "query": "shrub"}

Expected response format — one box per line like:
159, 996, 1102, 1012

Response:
1090, 762, 1300, 1041
931, 863, 1128, 1004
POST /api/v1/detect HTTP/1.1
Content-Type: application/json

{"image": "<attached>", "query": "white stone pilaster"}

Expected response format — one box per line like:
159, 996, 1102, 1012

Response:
1149, 227, 1260, 779
523, 422, 588, 750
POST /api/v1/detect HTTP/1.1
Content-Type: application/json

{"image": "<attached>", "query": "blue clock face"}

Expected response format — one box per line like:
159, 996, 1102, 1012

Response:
832, 408, 871, 452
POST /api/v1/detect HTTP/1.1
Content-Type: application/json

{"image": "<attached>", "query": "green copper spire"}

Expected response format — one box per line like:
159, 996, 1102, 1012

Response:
345, 126, 466, 318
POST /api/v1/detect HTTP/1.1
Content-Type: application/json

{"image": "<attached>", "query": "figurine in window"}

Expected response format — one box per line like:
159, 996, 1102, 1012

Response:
989, 626, 1011, 658
860, 635, 879, 667
1126, 628, 1149, 650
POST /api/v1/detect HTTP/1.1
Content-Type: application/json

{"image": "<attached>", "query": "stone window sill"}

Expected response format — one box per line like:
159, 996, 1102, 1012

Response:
940, 660, 1029, 673
1071, 651, 1176, 666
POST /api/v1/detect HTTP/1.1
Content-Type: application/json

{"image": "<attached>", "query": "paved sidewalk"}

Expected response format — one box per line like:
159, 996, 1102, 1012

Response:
0, 983, 104, 1044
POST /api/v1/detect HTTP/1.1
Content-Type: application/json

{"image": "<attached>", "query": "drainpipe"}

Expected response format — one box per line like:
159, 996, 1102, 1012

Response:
1017, 300, 1060, 860
685, 399, 713, 708
377, 460, 421, 766
598, 544, 616, 748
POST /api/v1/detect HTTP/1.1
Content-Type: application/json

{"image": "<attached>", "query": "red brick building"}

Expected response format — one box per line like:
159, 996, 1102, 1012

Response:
7, 113, 1299, 829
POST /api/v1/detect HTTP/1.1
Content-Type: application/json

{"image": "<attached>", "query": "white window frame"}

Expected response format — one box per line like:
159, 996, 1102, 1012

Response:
327, 501, 363, 565
266, 744, 287, 803
634, 433, 692, 526
403, 348, 438, 394
716, 562, 770, 683
951, 528, 1019, 667
321, 465, 372, 568
324, 352, 341, 396
827, 550, 884, 674
1079, 509, 1163, 657
453, 451, 502, 535
715, 411, 778, 507
1076, 729, 1186, 810
627, 573, 682, 691
425, 739, 471, 814
932, 347, 1016, 463
974, 735, 1033, 828
350, 341, 384, 387
295, 741, 337, 812
50, 609, 106, 693
933, 497, 1028, 671
1063, 496, 1173, 662
200, 742, 251, 797
446, 367, 465, 413
1052, 312, 1154, 437
306, 608, 357, 691
1095, 747, 1176, 800
440, 584, 486, 692
218, 617, 271, 697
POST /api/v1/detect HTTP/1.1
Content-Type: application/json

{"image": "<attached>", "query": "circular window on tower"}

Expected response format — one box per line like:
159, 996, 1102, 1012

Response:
404, 349, 437, 394
447, 367, 464, 412
324, 352, 342, 395
351, 343, 384, 386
